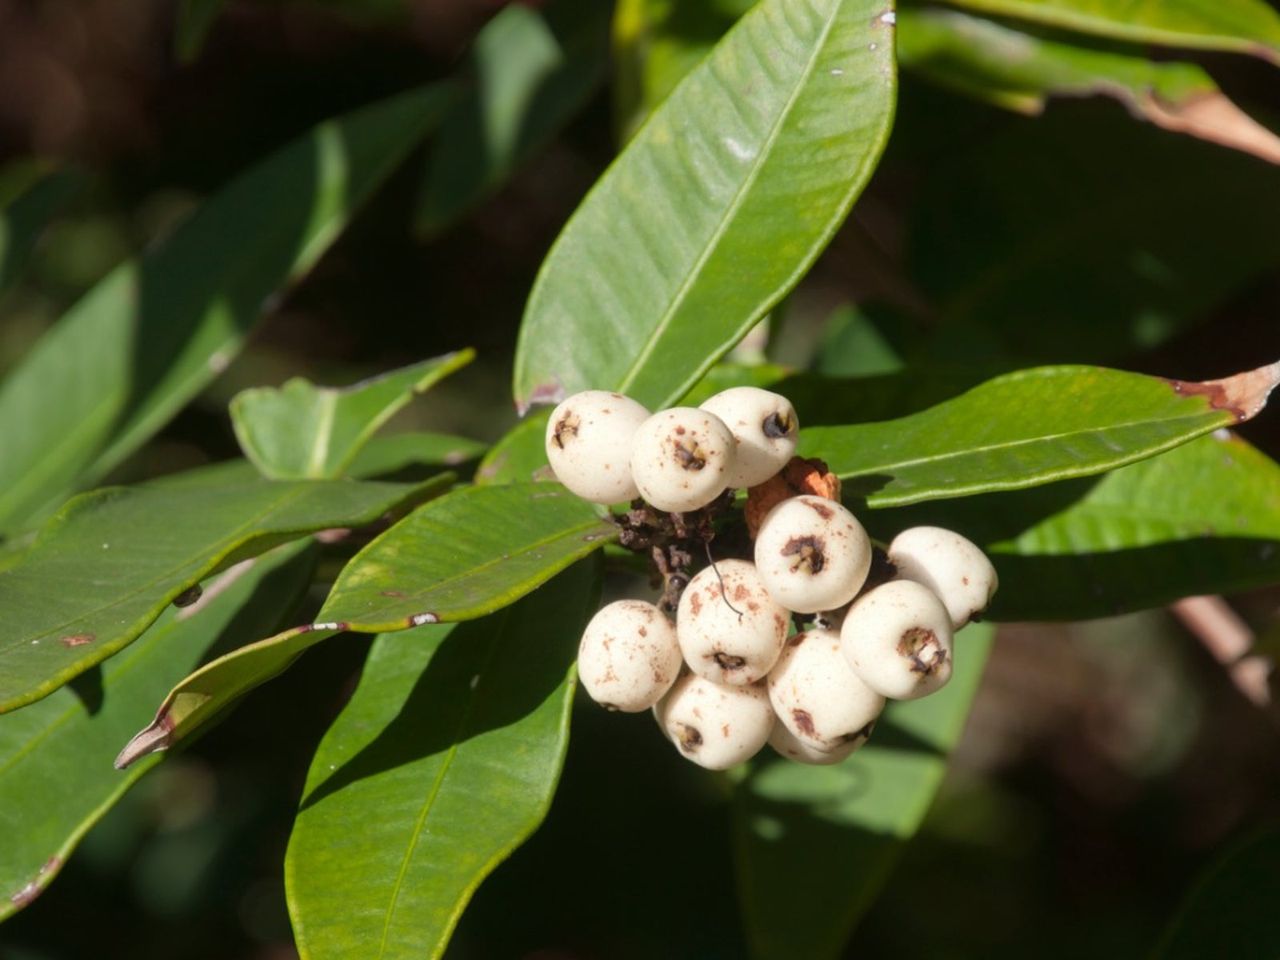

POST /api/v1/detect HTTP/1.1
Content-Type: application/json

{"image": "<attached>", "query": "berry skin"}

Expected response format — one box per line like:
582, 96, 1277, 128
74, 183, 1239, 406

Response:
767, 628, 884, 752
753, 495, 872, 614
545, 391, 650, 503
676, 559, 789, 686
654, 673, 775, 770
888, 526, 998, 629
578, 600, 682, 712
699, 387, 799, 488
840, 579, 954, 700
629, 407, 735, 513
769, 722, 869, 765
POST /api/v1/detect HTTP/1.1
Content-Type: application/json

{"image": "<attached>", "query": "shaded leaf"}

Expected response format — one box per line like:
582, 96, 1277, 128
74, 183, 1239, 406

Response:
734, 623, 992, 960
415, 0, 611, 234
117, 483, 615, 765
907, 109, 1280, 362
474, 411, 553, 485
0, 162, 82, 298
799, 362, 1280, 506
174, 0, 224, 62
1152, 829, 1280, 959
0, 541, 315, 920
0, 470, 449, 713
347, 431, 488, 481
898, 8, 1280, 164
286, 560, 597, 960
0, 84, 457, 535
937, 0, 1280, 61
230, 351, 475, 480
514, 0, 897, 412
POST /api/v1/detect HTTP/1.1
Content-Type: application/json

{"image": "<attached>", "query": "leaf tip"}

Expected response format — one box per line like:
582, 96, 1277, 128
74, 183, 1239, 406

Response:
1166, 361, 1280, 423
115, 714, 175, 770
515, 377, 565, 417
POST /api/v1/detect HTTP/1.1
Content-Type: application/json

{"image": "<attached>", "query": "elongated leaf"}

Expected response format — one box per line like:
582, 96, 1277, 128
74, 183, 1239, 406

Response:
1153, 830, 1280, 959
907, 109, 1280, 363
799, 362, 1280, 506
286, 561, 597, 960
415, 0, 610, 234
937, 0, 1280, 61
898, 8, 1280, 164
474, 411, 553, 485
0, 162, 82, 298
347, 432, 488, 481
231, 351, 475, 480
0, 84, 457, 535
734, 623, 992, 960
117, 483, 615, 765
0, 470, 448, 713
0, 541, 315, 920
988, 432, 1280, 620
514, 0, 897, 411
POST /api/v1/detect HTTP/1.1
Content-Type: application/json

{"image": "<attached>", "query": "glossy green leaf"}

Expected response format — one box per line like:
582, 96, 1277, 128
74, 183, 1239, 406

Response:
897, 8, 1280, 164
0, 470, 448, 714
474, 411, 553, 485
0, 541, 315, 920
347, 432, 488, 481
1153, 830, 1280, 959
937, 0, 1280, 61
0, 84, 457, 535
0, 162, 82, 298
116, 483, 615, 766
734, 623, 992, 960
907, 110, 1280, 363
514, 0, 897, 411
230, 351, 475, 480
286, 560, 597, 960
799, 362, 1280, 506
415, 0, 611, 235
988, 432, 1280, 620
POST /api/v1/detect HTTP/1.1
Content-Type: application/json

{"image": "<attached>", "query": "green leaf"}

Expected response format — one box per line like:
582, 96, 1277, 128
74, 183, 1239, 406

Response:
812, 304, 903, 377
347, 431, 489, 481
0, 84, 457, 535
0, 541, 315, 921
897, 8, 1280, 164
936, 0, 1280, 61
907, 108, 1280, 363
174, 0, 224, 62
286, 560, 597, 960
415, 0, 611, 235
514, 0, 897, 411
474, 411, 553, 485
1152, 829, 1280, 959
985, 432, 1280, 620
800, 362, 1280, 506
733, 622, 992, 960
0, 162, 82, 298
0, 469, 449, 714
230, 351, 475, 480
116, 483, 615, 766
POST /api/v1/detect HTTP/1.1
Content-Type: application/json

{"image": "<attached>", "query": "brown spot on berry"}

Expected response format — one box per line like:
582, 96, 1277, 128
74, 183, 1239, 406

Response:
733, 584, 750, 602
638, 626, 648, 637
673, 440, 707, 471
803, 499, 834, 520
674, 722, 703, 753
898, 628, 946, 676
839, 720, 876, 745
782, 535, 826, 575
962, 576, 970, 586
762, 411, 795, 439
792, 709, 816, 736
722, 724, 731, 738
712, 652, 748, 672
690, 593, 702, 615
552, 412, 580, 448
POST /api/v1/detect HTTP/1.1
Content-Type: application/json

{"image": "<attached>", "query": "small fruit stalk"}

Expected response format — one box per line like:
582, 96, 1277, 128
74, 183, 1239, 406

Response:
543, 386, 998, 772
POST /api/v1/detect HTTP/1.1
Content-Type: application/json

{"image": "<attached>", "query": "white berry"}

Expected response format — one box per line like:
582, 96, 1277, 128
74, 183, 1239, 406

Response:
578, 600, 682, 712
699, 387, 798, 488
544, 391, 650, 503
629, 407, 735, 512
769, 722, 869, 765
840, 579, 954, 700
753, 496, 872, 614
676, 559, 789, 685
888, 526, 998, 629
768, 628, 884, 752
654, 673, 774, 770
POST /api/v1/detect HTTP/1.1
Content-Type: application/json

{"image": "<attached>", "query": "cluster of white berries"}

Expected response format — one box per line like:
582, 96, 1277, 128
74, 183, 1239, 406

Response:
544, 387, 997, 770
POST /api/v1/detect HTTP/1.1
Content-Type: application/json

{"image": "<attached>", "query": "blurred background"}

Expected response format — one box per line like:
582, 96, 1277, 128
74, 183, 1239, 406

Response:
2, 0, 1280, 956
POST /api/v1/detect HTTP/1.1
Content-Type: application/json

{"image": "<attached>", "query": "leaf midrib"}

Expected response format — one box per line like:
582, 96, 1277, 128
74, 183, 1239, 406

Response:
614, 0, 843, 396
